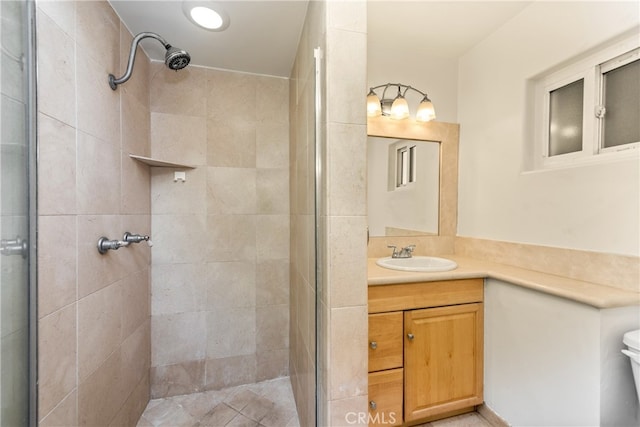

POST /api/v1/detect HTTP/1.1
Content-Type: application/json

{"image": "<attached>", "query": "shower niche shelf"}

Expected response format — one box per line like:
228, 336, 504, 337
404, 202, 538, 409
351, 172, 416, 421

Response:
129, 154, 196, 169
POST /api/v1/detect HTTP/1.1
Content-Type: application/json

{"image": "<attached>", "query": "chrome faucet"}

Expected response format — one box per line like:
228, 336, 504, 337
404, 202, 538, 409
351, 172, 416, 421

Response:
387, 244, 416, 258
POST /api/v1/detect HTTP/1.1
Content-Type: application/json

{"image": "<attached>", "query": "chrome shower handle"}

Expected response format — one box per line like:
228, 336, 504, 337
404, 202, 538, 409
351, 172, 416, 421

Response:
123, 232, 153, 247
97, 237, 130, 254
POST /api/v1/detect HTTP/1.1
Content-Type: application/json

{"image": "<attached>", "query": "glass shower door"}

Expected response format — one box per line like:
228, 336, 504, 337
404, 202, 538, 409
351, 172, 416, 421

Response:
1, 0, 36, 425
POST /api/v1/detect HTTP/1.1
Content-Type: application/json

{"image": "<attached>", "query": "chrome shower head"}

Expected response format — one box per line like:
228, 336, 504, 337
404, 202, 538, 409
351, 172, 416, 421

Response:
165, 45, 191, 70
109, 32, 191, 90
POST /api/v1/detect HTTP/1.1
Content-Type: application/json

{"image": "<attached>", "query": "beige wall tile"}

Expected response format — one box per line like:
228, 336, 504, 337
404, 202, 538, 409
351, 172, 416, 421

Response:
39, 389, 77, 427
205, 308, 256, 358
121, 153, 151, 215
152, 312, 206, 366
37, 0, 76, 39
152, 214, 208, 264
325, 29, 367, 126
121, 92, 150, 157
109, 372, 149, 427
75, 0, 119, 70
205, 354, 257, 390
78, 351, 126, 427
207, 167, 257, 214
328, 395, 369, 427
257, 260, 290, 307
77, 282, 122, 381
257, 349, 289, 381
206, 261, 256, 310
119, 27, 150, 109
257, 122, 289, 169
36, 10, 76, 127
257, 168, 290, 214
120, 320, 151, 399
38, 304, 77, 417
152, 263, 207, 315
151, 167, 207, 215
256, 215, 290, 260
150, 112, 206, 166
328, 216, 368, 308
326, 123, 366, 216
150, 63, 207, 117
76, 131, 121, 214
76, 214, 124, 298
256, 76, 289, 124
38, 215, 77, 318
207, 69, 257, 120
37, 1, 152, 424
257, 305, 289, 352
121, 269, 150, 339
207, 118, 256, 167
151, 360, 205, 398
37, 114, 76, 216
207, 214, 257, 261
76, 51, 120, 144
328, 306, 368, 400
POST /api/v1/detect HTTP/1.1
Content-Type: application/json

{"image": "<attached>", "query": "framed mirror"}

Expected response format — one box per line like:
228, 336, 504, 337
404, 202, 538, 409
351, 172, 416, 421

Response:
367, 116, 459, 238
368, 137, 440, 236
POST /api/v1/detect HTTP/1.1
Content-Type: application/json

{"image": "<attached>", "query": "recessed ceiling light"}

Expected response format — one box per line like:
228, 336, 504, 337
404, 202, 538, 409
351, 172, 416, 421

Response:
182, 1, 230, 32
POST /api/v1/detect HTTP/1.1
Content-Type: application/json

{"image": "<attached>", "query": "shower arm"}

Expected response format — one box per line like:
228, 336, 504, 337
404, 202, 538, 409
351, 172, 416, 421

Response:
109, 32, 170, 90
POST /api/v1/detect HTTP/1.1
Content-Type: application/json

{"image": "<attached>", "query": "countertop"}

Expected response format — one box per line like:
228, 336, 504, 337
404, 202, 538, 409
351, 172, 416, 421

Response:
368, 255, 640, 309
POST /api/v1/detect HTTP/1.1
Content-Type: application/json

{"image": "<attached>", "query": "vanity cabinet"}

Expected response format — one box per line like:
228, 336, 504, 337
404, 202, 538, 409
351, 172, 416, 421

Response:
368, 279, 484, 425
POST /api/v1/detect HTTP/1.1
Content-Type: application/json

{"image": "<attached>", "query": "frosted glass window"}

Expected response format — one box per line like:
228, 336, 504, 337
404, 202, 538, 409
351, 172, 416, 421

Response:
602, 59, 640, 148
549, 79, 584, 156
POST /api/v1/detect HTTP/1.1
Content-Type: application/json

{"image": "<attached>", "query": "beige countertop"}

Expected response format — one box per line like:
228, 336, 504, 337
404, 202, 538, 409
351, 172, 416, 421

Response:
368, 255, 640, 309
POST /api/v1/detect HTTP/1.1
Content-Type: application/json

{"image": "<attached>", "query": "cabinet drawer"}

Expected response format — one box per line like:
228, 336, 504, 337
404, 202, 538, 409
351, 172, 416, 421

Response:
368, 368, 403, 426
368, 312, 403, 372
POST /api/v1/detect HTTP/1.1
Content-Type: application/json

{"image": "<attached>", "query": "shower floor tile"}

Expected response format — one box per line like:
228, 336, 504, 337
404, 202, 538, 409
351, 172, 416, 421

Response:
137, 377, 300, 427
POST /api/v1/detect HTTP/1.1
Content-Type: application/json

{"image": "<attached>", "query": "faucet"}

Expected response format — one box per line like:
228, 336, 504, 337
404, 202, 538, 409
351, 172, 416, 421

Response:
387, 244, 416, 259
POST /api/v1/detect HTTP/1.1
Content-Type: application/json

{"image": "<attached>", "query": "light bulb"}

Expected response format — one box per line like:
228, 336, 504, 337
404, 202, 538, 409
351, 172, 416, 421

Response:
367, 91, 382, 117
390, 96, 409, 120
190, 6, 224, 29
416, 98, 436, 122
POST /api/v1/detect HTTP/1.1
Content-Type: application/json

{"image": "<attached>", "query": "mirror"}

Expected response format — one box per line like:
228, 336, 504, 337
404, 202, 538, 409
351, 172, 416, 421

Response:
367, 116, 459, 238
367, 137, 440, 236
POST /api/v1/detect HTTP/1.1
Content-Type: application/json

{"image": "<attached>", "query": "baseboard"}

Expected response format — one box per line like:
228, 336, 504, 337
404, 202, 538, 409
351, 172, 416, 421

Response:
477, 403, 510, 427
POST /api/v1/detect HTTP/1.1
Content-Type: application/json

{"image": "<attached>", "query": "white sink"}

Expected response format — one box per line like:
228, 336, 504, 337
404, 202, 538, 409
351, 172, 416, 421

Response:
376, 256, 458, 272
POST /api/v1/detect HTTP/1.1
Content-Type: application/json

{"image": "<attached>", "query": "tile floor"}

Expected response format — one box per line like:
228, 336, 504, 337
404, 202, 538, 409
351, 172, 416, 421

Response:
137, 376, 494, 427
137, 377, 299, 427
415, 412, 495, 427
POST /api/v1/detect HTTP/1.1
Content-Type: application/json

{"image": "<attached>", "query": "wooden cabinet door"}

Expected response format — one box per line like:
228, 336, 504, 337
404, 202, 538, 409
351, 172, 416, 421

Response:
404, 303, 483, 421
368, 368, 403, 426
368, 312, 403, 372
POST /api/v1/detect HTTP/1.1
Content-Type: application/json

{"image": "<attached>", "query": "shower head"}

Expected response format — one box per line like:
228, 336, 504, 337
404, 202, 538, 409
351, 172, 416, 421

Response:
165, 45, 191, 70
109, 32, 191, 90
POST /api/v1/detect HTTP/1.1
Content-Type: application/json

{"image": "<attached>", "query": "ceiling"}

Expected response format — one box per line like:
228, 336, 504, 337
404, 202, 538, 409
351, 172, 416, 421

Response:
110, 1, 532, 78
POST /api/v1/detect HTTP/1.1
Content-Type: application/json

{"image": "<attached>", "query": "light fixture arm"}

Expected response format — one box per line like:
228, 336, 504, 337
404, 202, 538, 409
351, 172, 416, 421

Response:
367, 82, 436, 122
368, 83, 429, 99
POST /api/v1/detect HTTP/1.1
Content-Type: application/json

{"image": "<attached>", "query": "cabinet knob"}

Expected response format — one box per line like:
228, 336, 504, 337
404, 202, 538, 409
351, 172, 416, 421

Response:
369, 400, 377, 410
370, 341, 377, 350
407, 333, 415, 340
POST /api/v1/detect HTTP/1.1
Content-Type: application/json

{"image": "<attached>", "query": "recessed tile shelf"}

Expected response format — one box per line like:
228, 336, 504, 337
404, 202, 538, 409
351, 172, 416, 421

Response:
129, 154, 196, 169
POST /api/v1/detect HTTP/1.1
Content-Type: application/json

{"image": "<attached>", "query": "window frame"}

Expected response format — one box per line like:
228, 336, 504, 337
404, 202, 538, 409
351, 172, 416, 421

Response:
533, 35, 639, 170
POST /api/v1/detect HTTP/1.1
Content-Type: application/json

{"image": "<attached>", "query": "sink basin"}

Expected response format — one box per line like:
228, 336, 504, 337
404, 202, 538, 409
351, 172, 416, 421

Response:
376, 256, 458, 272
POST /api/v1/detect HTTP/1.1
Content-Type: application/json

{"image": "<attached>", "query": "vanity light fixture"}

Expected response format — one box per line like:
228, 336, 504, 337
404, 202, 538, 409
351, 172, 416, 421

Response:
182, 1, 230, 31
367, 83, 436, 122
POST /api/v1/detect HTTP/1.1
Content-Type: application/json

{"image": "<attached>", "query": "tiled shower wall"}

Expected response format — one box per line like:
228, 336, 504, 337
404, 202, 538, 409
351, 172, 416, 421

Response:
289, 1, 369, 425
36, 1, 151, 425
148, 65, 290, 397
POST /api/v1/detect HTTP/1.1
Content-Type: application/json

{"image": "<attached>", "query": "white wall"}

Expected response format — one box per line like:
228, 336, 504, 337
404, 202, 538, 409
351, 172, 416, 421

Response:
368, 43, 459, 123
457, 2, 640, 256
484, 279, 640, 426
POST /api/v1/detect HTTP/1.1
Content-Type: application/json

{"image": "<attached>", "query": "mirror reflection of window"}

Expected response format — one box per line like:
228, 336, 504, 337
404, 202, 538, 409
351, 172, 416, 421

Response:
368, 137, 440, 237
